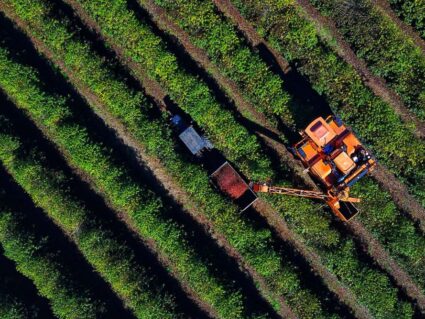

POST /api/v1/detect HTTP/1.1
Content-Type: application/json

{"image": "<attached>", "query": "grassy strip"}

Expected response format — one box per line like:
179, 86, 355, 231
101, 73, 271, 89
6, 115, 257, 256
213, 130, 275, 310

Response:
0, 32, 276, 319
0, 54, 184, 319
151, 0, 425, 297
49, 0, 416, 317
147, 0, 293, 125
4, 0, 418, 316
0, 177, 109, 319
229, 0, 425, 207
0, 1, 342, 318
309, 0, 425, 120
388, 0, 425, 39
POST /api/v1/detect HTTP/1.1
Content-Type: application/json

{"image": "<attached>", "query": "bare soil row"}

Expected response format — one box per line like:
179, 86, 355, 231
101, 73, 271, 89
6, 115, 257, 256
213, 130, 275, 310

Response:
212, 0, 425, 234
66, 0, 425, 314
0, 3, 303, 318
71, 0, 413, 318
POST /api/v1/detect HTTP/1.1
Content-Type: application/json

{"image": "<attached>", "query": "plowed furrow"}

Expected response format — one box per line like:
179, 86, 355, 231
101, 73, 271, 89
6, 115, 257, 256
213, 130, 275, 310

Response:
371, 164, 425, 234
211, 0, 291, 74
93, 1, 375, 317
253, 201, 373, 319
44, 0, 362, 317
56, 4, 295, 318
214, 0, 425, 244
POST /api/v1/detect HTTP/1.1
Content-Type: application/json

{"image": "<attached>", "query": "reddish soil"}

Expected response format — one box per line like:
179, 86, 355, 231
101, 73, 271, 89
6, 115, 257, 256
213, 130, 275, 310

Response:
61, 0, 169, 107
294, 0, 425, 140
59, 1, 300, 318
253, 201, 373, 319
1, 3, 301, 318
212, 0, 291, 74
212, 0, 425, 233
371, 0, 425, 54
141, 0, 311, 187
6, 0, 425, 315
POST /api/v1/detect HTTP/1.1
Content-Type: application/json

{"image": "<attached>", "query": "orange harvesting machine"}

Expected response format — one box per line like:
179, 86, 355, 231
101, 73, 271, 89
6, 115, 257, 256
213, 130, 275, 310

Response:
251, 116, 376, 221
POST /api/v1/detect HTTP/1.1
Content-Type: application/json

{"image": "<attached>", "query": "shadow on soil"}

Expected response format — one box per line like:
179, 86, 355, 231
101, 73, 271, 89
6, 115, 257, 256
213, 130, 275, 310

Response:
0, 247, 55, 319
0, 12, 279, 319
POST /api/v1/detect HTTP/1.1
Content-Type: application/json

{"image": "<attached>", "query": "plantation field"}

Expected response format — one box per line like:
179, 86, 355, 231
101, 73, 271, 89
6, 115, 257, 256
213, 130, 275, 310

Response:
0, 0, 424, 318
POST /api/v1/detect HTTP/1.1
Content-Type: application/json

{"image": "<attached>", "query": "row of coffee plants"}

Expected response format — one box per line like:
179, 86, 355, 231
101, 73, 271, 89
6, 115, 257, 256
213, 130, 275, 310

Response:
144, 0, 293, 125
309, 0, 425, 120
0, 1, 340, 317
64, 0, 272, 180
0, 173, 110, 319
0, 50, 187, 319
229, 0, 425, 207
147, 0, 425, 296
0, 250, 48, 319
0, 280, 38, 319
353, 179, 425, 290
388, 0, 425, 38
0, 36, 278, 318
52, 0, 416, 317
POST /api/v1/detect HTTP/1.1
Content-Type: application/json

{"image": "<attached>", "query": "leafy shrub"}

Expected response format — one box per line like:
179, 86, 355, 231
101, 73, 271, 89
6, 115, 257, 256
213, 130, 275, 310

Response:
151, 0, 293, 124
0, 56, 183, 319
0, 39, 269, 319
310, 0, 425, 120
230, 0, 425, 208
0, 0, 344, 317
0, 203, 107, 319
389, 0, 425, 38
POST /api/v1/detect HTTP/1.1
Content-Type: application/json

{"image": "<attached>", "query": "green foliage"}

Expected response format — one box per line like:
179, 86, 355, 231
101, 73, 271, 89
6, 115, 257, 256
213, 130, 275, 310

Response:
353, 179, 425, 289
309, 0, 425, 120
0, 58, 182, 319
230, 0, 425, 208
72, 0, 271, 180
0, 38, 268, 319
104, 0, 421, 316
389, 0, 425, 39
0, 0, 341, 318
0, 207, 106, 319
2, 0, 420, 317
0, 299, 28, 319
0, 268, 40, 319
151, 0, 293, 125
